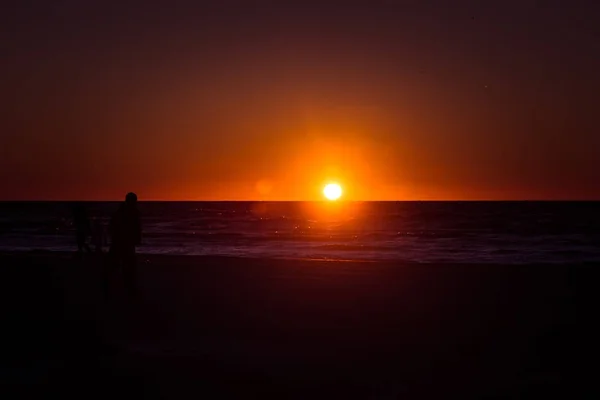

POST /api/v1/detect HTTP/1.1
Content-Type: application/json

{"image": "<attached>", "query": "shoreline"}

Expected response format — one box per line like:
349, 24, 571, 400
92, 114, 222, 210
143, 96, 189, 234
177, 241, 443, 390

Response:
2, 249, 599, 266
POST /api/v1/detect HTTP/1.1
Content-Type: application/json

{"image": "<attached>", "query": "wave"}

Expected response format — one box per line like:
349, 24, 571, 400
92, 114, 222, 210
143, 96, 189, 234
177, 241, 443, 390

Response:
1, 201, 600, 264
311, 244, 396, 252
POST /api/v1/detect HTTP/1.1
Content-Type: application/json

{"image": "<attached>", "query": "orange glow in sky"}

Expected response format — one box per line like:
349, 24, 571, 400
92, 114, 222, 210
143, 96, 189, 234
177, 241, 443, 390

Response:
1, 1, 599, 201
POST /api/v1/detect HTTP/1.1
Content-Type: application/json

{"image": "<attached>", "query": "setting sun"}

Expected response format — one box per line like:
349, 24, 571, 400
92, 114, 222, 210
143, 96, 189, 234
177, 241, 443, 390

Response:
323, 183, 343, 201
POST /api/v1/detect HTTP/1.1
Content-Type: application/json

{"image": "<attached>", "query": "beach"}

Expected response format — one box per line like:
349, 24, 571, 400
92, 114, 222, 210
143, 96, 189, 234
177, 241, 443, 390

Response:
0, 252, 592, 398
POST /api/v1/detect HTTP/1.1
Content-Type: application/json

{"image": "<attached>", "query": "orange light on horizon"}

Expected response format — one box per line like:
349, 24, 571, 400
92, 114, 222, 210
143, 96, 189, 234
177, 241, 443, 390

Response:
323, 183, 343, 200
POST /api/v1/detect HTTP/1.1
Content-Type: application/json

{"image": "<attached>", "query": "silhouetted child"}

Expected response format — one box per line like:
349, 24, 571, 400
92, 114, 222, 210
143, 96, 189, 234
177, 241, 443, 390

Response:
105, 192, 141, 297
91, 218, 107, 254
72, 203, 91, 256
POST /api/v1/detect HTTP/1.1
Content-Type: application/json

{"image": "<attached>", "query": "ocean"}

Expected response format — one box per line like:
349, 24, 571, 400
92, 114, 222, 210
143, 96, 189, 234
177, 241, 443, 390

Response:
0, 201, 598, 264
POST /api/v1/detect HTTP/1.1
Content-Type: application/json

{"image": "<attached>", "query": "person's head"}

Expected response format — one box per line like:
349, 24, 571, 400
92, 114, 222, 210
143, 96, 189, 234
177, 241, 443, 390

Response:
125, 192, 138, 206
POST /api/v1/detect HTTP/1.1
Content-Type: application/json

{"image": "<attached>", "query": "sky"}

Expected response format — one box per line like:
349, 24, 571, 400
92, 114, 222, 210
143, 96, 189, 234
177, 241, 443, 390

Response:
1, 0, 599, 200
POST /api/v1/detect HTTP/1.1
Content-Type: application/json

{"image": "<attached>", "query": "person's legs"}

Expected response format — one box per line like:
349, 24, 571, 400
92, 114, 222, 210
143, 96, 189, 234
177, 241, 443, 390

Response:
123, 246, 137, 297
104, 246, 120, 298
77, 231, 92, 254
76, 232, 85, 255
93, 237, 102, 254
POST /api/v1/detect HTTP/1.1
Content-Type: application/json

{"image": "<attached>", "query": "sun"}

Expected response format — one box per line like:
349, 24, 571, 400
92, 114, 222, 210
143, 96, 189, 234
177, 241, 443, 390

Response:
323, 183, 343, 201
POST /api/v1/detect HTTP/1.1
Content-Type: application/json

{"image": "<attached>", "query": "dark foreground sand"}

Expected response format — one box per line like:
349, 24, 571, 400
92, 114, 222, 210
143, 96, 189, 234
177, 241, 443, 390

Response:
0, 252, 594, 398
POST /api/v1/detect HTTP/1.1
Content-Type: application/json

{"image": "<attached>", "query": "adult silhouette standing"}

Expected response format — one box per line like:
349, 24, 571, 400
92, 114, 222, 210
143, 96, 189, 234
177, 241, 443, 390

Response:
106, 192, 141, 297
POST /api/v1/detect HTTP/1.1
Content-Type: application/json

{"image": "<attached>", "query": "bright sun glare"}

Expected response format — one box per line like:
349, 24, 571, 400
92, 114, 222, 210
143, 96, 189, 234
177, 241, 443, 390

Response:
323, 183, 343, 201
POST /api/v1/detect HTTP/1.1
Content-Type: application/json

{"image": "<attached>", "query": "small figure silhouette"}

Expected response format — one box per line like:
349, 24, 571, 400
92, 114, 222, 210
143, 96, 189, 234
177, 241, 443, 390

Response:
72, 202, 92, 257
105, 192, 141, 297
91, 218, 106, 254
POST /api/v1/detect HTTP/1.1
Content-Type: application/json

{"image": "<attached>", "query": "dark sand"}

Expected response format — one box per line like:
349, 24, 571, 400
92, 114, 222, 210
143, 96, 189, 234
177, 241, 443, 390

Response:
0, 252, 593, 398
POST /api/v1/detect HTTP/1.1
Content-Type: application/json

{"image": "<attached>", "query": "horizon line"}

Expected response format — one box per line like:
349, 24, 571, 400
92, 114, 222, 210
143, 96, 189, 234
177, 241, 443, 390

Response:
1, 199, 599, 202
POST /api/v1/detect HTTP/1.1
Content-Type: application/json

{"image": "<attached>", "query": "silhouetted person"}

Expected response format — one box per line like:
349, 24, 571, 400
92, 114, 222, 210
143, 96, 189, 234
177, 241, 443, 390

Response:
91, 218, 106, 254
106, 192, 141, 297
72, 203, 91, 256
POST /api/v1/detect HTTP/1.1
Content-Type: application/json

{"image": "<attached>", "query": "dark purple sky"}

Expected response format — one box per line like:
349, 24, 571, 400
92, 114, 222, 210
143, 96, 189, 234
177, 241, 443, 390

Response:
1, 0, 599, 200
